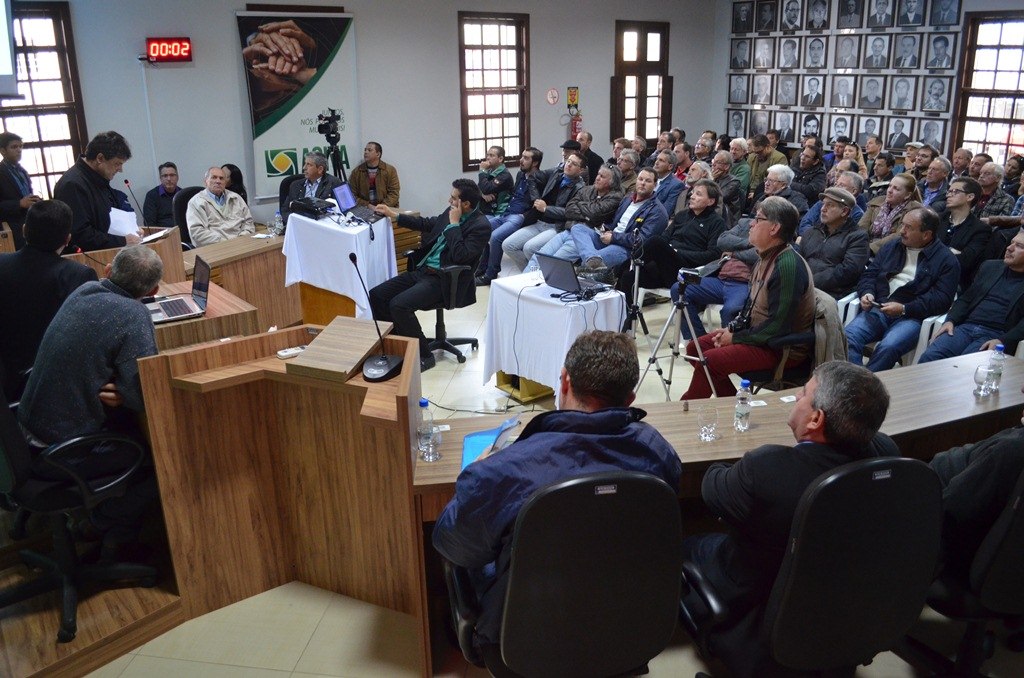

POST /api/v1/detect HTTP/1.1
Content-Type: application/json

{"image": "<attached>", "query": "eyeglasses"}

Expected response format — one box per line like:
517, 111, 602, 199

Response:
946, 188, 967, 195
752, 214, 770, 224
564, 160, 581, 168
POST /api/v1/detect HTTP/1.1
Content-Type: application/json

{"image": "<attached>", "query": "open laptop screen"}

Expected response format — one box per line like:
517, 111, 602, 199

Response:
192, 256, 211, 310
333, 183, 358, 211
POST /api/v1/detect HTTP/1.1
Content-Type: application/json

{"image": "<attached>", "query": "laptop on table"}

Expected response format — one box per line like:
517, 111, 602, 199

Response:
535, 253, 609, 295
147, 256, 211, 324
332, 183, 382, 223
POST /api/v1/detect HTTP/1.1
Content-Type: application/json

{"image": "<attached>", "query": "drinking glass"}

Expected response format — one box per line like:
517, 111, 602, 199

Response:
697, 405, 719, 442
974, 365, 994, 397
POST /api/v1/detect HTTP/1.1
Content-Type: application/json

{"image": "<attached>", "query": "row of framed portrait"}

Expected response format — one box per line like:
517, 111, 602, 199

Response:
729, 33, 956, 72
729, 73, 950, 112
727, 109, 948, 154
732, 0, 961, 34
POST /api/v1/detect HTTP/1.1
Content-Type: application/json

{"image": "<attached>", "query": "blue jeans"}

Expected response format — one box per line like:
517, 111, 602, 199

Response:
503, 223, 554, 270
846, 308, 922, 371
528, 230, 578, 271
918, 322, 1000, 363
480, 213, 525, 278
673, 276, 749, 340
570, 223, 630, 268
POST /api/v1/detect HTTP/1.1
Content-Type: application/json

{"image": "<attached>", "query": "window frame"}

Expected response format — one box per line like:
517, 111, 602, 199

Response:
610, 20, 672, 148
457, 11, 530, 173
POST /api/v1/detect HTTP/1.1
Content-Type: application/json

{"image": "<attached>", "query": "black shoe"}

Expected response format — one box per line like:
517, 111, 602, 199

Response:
475, 275, 493, 286
420, 354, 436, 372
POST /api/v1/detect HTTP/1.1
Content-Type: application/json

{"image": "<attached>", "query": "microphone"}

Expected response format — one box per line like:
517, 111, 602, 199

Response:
349, 252, 403, 382
76, 247, 108, 268
123, 178, 144, 215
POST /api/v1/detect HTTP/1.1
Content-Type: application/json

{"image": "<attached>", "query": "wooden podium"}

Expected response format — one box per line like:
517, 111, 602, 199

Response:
63, 227, 187, 282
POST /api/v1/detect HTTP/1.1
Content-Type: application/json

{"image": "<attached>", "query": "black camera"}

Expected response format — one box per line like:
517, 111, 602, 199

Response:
317, 108, 341, 136
728, 315, 751, 333
677, 267, 702, 286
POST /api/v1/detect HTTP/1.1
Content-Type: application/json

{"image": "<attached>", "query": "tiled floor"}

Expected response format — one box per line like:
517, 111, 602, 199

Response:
87, 270, 1024, 677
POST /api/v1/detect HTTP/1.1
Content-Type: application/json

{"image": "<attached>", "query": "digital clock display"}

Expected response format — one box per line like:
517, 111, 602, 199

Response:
146, 37, 193, 63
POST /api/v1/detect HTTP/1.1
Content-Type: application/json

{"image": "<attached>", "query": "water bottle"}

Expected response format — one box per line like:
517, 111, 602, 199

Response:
272, 211, 284, 235
416, 397, 440, 462
988, 344, 1005, 392
734, 379, 751, 432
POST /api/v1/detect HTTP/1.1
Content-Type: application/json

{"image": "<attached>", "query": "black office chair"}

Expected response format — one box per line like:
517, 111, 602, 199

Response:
279, 174, 305, 216
171, 186, 203, 249
444, 471, 683, 678
680, 457, 942, 676
0, 400, 156, 642
404, 250, 480, 363
896, 467, 1024, 675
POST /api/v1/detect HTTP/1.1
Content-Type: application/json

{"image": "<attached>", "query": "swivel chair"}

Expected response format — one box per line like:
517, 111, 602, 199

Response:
278, 174, 305, 215
680, 457, 942, 676
0, 400, 157, 642
444, 471, 683, 678
896, 467, 1024, 675
404, 250, 481, 363
171, 186, 203, 249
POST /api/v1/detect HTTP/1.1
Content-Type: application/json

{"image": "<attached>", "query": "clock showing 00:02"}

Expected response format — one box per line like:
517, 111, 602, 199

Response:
146, 38, 193, 63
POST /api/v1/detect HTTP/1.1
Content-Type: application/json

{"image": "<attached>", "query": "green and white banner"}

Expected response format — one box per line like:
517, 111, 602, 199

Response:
237, 11, 359, 199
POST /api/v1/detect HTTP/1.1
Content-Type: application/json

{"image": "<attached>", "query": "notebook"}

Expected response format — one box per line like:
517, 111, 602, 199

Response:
535, 253, 608, 295
147, 256, 210, 324
332, 183, 381, 223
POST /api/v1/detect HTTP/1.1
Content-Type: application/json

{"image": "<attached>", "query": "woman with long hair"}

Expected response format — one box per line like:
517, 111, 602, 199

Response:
859, 173, 923, 255
221, 163, 248, 204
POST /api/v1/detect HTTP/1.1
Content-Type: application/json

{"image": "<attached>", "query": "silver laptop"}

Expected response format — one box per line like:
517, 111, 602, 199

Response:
535, 253, 608, 294
332, 182, 381, 223
147, 256, 210, 324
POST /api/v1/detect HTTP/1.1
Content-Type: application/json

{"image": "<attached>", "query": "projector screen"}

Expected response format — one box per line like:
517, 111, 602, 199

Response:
0, 0, 17, 98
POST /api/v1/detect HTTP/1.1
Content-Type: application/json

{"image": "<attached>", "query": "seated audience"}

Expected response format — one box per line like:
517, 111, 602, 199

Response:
823, 136, 849, 172
929, 412, 1024, 579
676, 161, 712, 216
711, 151, 743, 225
652, 149, 684, 215
369, 179, 489, 372
968, 152, 992, 180
983, 179, 1024, 232
682, 361, 894, 677
974, 162, 1016, 219
909, 144, 937, 183
951, 147, 973, 179
746, 135, 788, 204
18, 245, 164, 556
919, 230, 1024, 362
282, 152, 342, 222
729, 138, 752, 196
790, 144, 827, 204
476, 145, 513, 217
221, 163, 248, 204
641, 132, 672, 169
937, 176, 991, 289
570, 167, 668, 270
476, 147, 542, 285
798, 188, 870, 298
617, 149, 639, 195
0, 131, 42, 249
921, 155, 952, 213
1003, 155, 1023, 197
842, 142, 869, 181
54, 130, 143, 251
576, 131, 605, 187
432, 330, 681, 653
800, 171, 865, 237
142, 161, 179, 227
501, 152, 585, 271
865, 152, 896, 201
350, 141, 400, 207
0, 200, 97, 398
680, 197, 815, 400
606, 137, 629, 166
673, 142, 694, 181
859, 173, 923, 255
186, 166, 256, 246
751, 164, 809, 217
847, 207, 959, 371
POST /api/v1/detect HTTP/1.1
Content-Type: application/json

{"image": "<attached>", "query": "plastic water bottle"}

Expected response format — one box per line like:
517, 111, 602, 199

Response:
416, 397, 440, 462
734, 379, 751, 432
988, 344, 1005, 392
272, 211, 284, 235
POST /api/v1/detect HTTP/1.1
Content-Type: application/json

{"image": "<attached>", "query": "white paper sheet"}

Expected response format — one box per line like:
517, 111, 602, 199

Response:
108, 208, 140, 237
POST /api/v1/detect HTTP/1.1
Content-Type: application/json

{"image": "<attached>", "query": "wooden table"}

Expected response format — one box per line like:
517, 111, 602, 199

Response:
64, 227, 187, 282
183, 235, 301, 331
153, 281, 259, 351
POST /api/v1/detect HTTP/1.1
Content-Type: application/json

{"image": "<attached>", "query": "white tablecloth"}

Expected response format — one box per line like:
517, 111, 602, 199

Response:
483, 272, 628, 392
282, 212, 397, 318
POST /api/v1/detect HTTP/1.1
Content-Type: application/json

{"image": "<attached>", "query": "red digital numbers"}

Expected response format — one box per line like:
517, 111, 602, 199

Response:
146, 38, 193, 63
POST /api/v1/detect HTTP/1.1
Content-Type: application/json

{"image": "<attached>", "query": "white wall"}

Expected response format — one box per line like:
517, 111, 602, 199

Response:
44, 0, 727, 223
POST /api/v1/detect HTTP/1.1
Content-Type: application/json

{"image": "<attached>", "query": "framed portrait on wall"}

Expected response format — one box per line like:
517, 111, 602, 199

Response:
918, 119, 946, 153
727, 110, 748, 139
805, 0, 829, 29
805, 36, 828, 68
778, 37, 801, 68
780, 0, 803, 30
800, 74, 826, 106
801, 112, 822, 138
896, 0, 925, 27
774, 111, 797, 143
892, 34, 921, 69
776, 74, 799, 105
827, 114, 852, 144
753, 37, 776, 68
751, 110, 771, 136
752, 74, 774, 104
731, 39, 752, 69
830, 75, 857, 108
889, 77, 916, 110
733, 2, 755, 32
885, 117, 911, 149
859, 76, 885, 110
930, 0, 960, 26
925, 34, 956, 70
833, 35, 860, 69
837, 0, 863, 28
856, 116, 882, 146
729, 75, 750, 104
862, 35, 890, 69
755, 1, 779, 31
921, 77, 951, 112
865, 0, 895, 28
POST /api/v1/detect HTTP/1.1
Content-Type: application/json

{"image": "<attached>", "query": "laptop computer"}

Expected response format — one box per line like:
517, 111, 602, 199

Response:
535, 253, 609, 295
147, 256, 211, 324
332, 183, 382, 223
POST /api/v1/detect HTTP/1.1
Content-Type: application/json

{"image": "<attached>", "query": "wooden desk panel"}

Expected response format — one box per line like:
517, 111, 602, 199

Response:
153, 281, 259, 351
63, 228, 186, 282
184, 236, 302, 330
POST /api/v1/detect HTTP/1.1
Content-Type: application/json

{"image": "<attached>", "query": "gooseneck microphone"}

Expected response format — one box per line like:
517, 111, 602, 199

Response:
123, 178, 144, 215
349, 252, 403, 382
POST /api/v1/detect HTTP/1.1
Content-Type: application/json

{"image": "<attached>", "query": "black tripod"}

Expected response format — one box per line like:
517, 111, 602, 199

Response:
325, 136, 347, 183
636, 273, 718, 400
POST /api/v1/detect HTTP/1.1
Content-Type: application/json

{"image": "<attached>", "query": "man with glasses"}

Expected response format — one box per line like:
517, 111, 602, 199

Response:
616, 149, 639, 195
935, 177, 992, 289
142, 161, 180, 227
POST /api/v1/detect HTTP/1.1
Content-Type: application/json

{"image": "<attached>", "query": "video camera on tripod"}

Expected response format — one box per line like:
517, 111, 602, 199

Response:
677, 267, 702, 287
316, 107, 347, 183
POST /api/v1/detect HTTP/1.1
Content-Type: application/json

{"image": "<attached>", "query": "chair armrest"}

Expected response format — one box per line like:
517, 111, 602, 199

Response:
766, 331, 815, 350
37, 433, 146, 508
681, 560, 729, 626
403, 249, 416, 271
443, 559, 484, 666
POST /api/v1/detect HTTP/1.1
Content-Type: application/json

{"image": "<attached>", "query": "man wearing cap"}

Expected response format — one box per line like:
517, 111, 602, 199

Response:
798, 188, 870, 298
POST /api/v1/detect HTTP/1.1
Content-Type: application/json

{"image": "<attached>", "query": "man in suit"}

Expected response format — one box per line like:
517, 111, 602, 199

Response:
806, 0, 829, 29
281, 152, 341, 223
891, 78, 914, 110
776, 76, 797, 105
777, 114, 796, 144
802, 77, 823, 106
754, 41, 773, 69
831, 78, 854, 108
860, 78, 884, 110
923, 79, 947, 112
731, 41, 750, 69
0, 132, 42, 250
756, 2, 776, 30
894, 35, 919, 68
835, 37, 857, 68
838, 0, 862, 27
0, 200, 97, 399
931, 0, 959, 25
779, 39, 799, 68
681, 361, 894, 675
781, 0, 802, 30
730, 76, 748, 103
805, 38, 826, 68
652, 150, 685, 215
864, 37, 889, 69
867, 0, 894, 26
752, 76, 772, 104
369, 179, 489, 372
927, 35, 953, 68
897, 0, 924, 26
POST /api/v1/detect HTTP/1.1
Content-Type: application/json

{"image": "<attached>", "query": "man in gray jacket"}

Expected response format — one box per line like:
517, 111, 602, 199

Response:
798, 188, 870, 298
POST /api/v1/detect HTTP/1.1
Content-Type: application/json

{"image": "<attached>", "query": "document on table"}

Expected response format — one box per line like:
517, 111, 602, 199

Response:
108, 208, 141, 236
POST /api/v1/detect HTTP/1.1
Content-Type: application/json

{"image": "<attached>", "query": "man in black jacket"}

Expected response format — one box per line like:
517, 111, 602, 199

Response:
681, 361, 894, 676
798, 187, 869, 298
0, 132, 42, 249
0, 200, 97, 399
790, 145, 827, 204
281, 152, 342, 223
919, 231, 1024, 362
936, 176, 992, 289
370, 179, 489, 371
